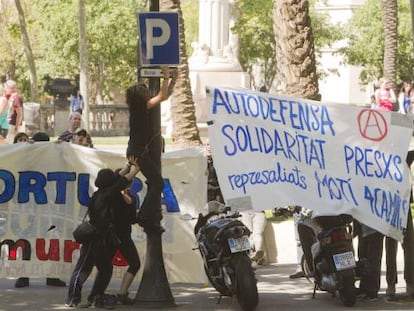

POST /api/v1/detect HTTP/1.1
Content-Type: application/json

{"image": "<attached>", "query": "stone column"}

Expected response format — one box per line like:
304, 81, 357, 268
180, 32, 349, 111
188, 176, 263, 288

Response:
199, 0, 230, 57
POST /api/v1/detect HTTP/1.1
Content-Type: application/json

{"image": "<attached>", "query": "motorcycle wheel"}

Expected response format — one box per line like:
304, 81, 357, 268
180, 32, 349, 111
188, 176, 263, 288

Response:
338, 275, 356, 307
233, 254, 259, 311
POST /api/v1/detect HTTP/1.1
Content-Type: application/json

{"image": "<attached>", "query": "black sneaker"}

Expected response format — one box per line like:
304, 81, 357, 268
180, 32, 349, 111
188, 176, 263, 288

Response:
15, 277, 29, 288
117, 293, 134, 305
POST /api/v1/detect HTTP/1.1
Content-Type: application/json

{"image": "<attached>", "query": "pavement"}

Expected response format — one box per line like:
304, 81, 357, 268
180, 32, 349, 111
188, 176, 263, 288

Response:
1, 261, 414, 311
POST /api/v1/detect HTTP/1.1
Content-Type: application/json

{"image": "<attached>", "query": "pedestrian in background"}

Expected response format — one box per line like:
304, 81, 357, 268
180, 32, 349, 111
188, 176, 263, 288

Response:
70, 89, 84, 114
5, 80, 23, 144
0, 84, 9, 139
374, 77, 397, 111
397, 81, 413, 114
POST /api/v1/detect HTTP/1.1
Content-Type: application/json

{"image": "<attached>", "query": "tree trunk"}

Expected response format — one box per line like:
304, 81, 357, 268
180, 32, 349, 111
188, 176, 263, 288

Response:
78, 0, 90, 130
160, 0, 202, 148
273, 0, 320, 100
14, 0, 39, 102
381, 0, 398, 92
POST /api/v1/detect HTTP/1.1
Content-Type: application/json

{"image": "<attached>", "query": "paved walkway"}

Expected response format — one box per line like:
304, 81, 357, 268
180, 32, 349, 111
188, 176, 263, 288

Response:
1, 262, 414, 311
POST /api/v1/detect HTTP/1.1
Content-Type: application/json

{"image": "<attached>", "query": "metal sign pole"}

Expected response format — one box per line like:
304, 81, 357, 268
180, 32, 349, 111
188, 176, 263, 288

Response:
134, 0, 175, 307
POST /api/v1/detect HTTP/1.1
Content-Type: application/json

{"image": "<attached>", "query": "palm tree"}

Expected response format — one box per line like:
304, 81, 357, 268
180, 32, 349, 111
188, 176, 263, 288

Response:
381, 0, 398, 93
160, 0, 202, 148
272, 0, 320, 100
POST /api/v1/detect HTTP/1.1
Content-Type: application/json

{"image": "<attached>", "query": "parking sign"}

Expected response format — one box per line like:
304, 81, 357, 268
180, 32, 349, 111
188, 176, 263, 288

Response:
138, 12, 180, 66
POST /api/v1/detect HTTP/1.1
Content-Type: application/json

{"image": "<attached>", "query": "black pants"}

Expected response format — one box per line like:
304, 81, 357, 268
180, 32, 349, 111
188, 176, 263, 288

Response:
386, 150, 414, 287
386, 208, 414, 287
66, 237, 114, 305
358, 231, 384, 296
118, 234, 140, 275
136, 151, 164, 224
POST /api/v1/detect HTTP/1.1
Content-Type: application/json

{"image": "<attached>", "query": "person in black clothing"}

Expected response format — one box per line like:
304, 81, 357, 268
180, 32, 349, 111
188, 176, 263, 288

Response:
125, 66, 177, 233
65, 159, 139, 308
112, 170, 140, 305
355, 221, 384, 300
385, 150, 414, 298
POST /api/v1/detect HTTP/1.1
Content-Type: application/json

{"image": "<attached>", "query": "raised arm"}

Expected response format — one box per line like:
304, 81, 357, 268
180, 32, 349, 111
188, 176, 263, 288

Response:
146, 66, 175, 110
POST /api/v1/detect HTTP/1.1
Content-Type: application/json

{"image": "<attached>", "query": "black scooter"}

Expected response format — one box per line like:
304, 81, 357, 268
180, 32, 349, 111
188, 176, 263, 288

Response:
298, 209, 357, 307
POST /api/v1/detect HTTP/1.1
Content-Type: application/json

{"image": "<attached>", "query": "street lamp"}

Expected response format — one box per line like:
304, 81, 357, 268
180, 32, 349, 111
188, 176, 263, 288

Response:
134, 0, 175, 307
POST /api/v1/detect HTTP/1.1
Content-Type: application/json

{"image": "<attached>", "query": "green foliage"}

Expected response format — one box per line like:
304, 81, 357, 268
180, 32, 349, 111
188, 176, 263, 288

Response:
232, 0, 345, 91
232, 0, 275, 89
339, 0, 414, 85
181, 0, 199, 54
1, 0, 146, 101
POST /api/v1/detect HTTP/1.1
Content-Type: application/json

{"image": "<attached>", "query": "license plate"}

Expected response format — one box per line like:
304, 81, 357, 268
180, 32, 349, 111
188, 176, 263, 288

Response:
333, 251, 356, 271
228, 236, 251, 253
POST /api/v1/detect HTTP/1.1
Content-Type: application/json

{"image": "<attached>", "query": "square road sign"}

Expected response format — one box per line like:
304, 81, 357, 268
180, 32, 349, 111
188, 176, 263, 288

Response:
138, 12, 180, 66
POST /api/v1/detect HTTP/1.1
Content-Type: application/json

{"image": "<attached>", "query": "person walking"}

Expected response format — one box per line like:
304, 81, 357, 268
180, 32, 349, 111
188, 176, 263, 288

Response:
5, 80, 23, 144
125, 65, 176, 233
65, 159, 139, 308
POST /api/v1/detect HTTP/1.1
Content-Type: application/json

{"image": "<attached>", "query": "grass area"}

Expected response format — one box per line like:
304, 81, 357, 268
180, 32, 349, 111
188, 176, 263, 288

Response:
91, 136, 129, 145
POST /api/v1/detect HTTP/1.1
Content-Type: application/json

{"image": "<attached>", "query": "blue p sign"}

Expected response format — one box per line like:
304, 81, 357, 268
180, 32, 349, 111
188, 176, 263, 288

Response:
138, 12, 180, 66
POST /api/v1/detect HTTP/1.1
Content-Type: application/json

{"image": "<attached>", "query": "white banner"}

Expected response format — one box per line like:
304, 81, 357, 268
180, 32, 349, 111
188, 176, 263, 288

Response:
207, 87, 413, 241
0, 142, 207, 283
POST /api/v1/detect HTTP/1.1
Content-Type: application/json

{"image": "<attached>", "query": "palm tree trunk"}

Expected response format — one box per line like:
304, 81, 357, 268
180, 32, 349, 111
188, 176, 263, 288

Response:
160, 0, 202, 148
273, 0, 320, 100
381, 0, 398, 92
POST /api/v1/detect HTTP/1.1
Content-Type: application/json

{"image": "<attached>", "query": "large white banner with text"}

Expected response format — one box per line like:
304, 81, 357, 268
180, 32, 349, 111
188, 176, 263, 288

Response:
0, 142, 207, 283
207, 87, 414, 241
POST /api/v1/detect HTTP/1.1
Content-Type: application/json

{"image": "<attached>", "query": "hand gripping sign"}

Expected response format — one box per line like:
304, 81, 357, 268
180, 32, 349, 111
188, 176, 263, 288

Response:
138, 12, 180, 66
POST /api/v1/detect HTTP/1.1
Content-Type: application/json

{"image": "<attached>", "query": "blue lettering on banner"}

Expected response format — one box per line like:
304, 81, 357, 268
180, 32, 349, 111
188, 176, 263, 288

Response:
212, 88, 335, 136
364, 186, 407, 230
161, 179, 180, 212
222, 125, 326, 169
227, 162, 307, 194
343, 145, 403, 182
0, 169, 180, 213
314, 171, 358, 206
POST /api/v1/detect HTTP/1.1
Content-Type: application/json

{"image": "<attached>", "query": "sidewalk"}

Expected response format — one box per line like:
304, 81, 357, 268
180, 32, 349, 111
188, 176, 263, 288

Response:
1, 262, 414, 311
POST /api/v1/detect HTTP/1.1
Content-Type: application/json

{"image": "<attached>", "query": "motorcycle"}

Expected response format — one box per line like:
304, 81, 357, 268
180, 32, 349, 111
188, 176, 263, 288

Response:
297, 209, 358, 307
186, 201, 259, 311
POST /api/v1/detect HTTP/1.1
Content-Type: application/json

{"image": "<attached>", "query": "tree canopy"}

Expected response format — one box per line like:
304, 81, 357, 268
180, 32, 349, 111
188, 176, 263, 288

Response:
340, 0, 413, 85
